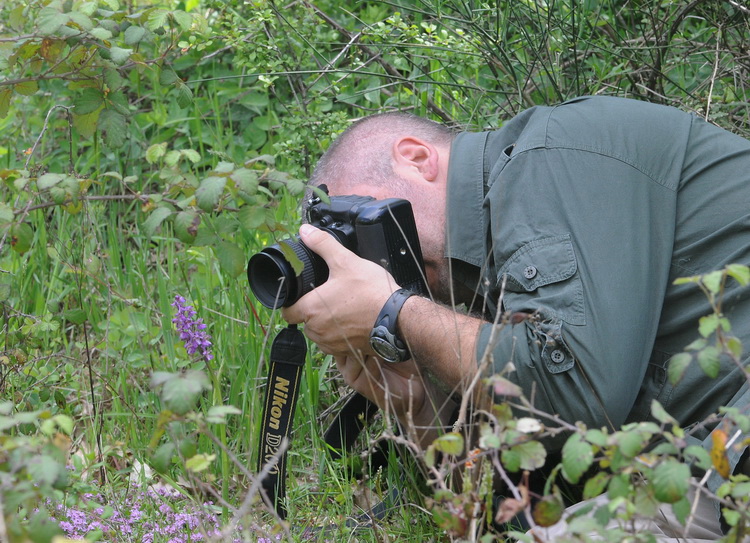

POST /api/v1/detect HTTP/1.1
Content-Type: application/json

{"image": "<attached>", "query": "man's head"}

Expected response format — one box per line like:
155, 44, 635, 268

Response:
309, 112, 456, 300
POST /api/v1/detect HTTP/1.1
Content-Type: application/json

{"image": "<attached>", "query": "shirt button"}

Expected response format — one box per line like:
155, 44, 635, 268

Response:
524, 265, 538, 280
550, 349, 566, 364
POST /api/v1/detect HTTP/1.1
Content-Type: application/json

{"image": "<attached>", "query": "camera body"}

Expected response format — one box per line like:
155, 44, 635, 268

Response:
247, 185, 427, 309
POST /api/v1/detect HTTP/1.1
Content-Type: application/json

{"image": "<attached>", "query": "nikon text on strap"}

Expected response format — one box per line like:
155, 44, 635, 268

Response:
257, 324, 307, 519
256, 325, 393, 522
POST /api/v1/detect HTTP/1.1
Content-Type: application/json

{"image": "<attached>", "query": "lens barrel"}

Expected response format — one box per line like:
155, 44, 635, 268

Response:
247, 238, 328, 309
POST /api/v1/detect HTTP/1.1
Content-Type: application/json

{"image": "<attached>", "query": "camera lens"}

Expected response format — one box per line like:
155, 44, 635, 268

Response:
247, 238, 329, 309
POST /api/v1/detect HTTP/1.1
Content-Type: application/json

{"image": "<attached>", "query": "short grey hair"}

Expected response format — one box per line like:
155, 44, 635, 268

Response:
310, 112, 455, 192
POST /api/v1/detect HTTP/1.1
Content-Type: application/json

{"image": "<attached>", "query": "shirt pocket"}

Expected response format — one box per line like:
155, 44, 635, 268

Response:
496, 233, 586, 326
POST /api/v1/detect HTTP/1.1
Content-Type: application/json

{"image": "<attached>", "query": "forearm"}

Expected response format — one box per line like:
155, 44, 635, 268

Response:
393, 296, 484, 448
398, 295, 483, 391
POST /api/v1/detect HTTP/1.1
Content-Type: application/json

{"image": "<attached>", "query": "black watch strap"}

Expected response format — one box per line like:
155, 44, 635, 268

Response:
369, 289, 415, 363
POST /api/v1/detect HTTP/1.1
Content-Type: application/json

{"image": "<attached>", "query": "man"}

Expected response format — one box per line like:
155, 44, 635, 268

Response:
281, 96, 750, 538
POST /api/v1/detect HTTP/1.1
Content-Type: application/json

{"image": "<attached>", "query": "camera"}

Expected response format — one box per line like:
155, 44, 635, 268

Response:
247, 185, 427, 309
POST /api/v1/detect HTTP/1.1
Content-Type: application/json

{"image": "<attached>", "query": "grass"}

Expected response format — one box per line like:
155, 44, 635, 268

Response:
3, 0, 750, 541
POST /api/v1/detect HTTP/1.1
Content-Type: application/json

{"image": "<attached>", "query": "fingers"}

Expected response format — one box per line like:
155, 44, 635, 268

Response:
298, 224, 349, 270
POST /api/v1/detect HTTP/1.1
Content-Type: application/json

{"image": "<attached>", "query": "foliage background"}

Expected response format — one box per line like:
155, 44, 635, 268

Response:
1, 0, 749, 541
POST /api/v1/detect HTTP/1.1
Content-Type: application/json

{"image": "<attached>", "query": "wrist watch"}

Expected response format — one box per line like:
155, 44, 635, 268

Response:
369, 289, 415, 363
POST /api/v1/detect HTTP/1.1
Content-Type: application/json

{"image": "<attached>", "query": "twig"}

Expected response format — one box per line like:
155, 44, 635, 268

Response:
0, 492, 8, 543
24, 104, 74, 171
684, 428, 743, 534
705, 27, 722, 121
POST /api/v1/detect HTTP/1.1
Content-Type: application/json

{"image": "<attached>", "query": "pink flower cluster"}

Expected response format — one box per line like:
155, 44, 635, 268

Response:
171, 295, 213, 362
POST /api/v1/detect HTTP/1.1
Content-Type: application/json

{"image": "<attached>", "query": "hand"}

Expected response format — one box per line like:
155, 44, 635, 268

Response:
282, 224, 401, 357
335, 354, 427, 418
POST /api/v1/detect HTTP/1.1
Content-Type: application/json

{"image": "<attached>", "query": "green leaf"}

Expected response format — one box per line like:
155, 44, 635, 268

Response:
231, 168, 258, 192
611, 429, 648, 458
147, 8, 170, 30
701, 270, 724, 294
63, 308, 88, 325
74, 88, 105, 115
668, 352, 692, 386
150, 442, 175, 474
172, 10, 194, 31
0, 203, 13, 224
278, 240, 304, 276
532, 494, 564, 527
104, 68, 124, 91
73, 109, 101, 139
181, 149, 201, 163
433, 432, 464, 456
150, 371, 174, 388
195, 176, 226, 212
15, 81, 38, 96
671, 497, 691, 526
684, 445, 712, 471
673, 275, 700, 285
146, 142, 168, 164
650, 400, 677, 426
562, 433, 593, 483
726, 336, 743, 359
652, 459, 690, 504
68, 11, 93, 31
215, 162, 234, 173
107, 90, 130, 116
176, 82, 193, 108
164, 150, 181, 167
698, 314, 720, 337
38, 7, 69, 35
52, 414, 74, 435
123, 25, 147, 45
216, 241, 246, 278
238, 205, 267, 230
0, 88, 11, 119
98, 109, 127, 148
697, 346, 720, 379
37, 173, 64, 190
159, 370, 211, 415
142, 206, 172, 238
174, 210, 200, 243
10, 222, 33, 254
27, 454, 62, 486
159, 66, 180, 86
109, 46, 133, 65
185, 453, 215, 473
8, 6, 24, 31
89, 27, 113, 40
206, 405, 242, 424
509, 440, 546, 471
583, 471, 610, 500
727, 264, 750, 286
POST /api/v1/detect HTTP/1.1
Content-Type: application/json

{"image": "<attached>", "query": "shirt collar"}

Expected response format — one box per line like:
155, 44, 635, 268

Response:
444, 131, 490, 267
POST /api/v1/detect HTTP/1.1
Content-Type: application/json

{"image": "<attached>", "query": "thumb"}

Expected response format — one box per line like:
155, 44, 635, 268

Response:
299, 223, 349, 267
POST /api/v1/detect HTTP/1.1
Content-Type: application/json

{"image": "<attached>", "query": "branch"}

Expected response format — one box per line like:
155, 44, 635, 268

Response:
14, 194, 239, 215
24, 105, 74, 171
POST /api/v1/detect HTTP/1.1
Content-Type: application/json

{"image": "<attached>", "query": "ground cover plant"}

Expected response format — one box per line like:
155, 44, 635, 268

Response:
1, 0, 750, 541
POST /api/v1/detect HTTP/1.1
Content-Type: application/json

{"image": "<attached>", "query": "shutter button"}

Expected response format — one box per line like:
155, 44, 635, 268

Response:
524, 265, 538, 280
550, 349, 566, 364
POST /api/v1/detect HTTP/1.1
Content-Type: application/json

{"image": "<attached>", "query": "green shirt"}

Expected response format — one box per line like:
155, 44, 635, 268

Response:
446, 96, 750, 442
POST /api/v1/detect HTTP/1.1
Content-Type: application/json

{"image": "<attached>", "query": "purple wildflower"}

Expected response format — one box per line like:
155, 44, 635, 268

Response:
171, 295, 214, 362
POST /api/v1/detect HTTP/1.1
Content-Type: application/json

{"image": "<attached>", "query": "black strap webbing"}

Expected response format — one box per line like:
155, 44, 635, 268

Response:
257, 324, 306, 519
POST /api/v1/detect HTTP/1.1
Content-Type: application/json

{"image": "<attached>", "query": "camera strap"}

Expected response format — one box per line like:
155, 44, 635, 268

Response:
257, 324, 306, 519
257, 325, 394, 524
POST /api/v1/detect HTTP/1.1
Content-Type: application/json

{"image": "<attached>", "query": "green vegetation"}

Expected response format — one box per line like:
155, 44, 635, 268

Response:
1, 1, 749, 541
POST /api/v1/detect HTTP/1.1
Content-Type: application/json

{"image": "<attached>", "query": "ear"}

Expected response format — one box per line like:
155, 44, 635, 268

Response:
393, 136, 440, 182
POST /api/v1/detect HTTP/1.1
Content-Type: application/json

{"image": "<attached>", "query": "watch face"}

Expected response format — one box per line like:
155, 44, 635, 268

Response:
370, 336, 400, 363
